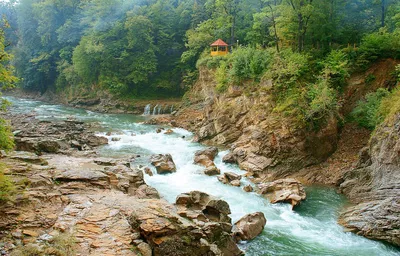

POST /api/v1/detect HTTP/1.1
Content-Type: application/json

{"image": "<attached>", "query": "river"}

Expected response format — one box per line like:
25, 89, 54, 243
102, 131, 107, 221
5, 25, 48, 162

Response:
6, 96, 400, 256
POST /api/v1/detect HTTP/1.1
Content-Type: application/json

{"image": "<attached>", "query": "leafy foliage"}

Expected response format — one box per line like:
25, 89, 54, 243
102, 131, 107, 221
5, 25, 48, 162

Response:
1, 18, 16, 152
379, 87, 400, 126
351, 88, 391, 130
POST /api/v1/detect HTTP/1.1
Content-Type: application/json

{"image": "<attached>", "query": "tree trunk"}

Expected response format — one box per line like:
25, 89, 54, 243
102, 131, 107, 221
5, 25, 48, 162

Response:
297, 0, 305, 52
298, 13, 304, 52
381, 0, 385, 27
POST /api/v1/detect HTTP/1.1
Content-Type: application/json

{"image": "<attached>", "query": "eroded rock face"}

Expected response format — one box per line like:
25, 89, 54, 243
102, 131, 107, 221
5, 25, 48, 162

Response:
258, 178, 306, 208
233, 212, 267, 242
150, 154, 177, 174
339, 115, 400, 246
181, 68, 339, 178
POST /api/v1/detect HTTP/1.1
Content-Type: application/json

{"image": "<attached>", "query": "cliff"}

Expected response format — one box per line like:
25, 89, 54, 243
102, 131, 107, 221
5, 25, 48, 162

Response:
339, 114, 400, 246
182, 68, 339, 180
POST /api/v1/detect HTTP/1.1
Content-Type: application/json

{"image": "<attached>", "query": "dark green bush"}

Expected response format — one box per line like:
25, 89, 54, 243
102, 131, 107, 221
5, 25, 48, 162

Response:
357, 28, 400, 66
320, 50, 349, 90
228, 47, 271, 83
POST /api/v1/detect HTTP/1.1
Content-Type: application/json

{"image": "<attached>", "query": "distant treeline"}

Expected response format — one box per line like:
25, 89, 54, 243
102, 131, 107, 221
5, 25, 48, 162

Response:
1, 0, 399, 97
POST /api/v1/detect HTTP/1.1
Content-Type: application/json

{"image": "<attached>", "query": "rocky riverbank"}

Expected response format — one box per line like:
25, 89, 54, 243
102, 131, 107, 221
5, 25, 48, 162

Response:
338, 114, 400, 246
0, 112, 275, 255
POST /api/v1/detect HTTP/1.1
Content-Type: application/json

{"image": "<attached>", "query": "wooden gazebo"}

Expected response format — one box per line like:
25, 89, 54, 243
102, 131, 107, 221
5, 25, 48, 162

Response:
210, 39, 229, 56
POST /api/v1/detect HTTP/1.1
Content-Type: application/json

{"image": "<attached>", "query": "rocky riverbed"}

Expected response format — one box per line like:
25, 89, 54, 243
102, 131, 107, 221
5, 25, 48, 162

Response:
0, 112, 271, 255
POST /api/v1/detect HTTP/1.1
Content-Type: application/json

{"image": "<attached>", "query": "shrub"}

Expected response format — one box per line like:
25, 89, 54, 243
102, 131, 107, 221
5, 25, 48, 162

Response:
267, 49, 310, 91
0, 118, 14, 151
0, 163, 14, 202
379, 87, 400, 126
196, 55, 226, 69
215, 61, 229, 93
11, 232, 77, 256
321, 50, 349, 90
357, 28, 400, 67
306, 78, 338, 124
351, 88, 390, 129
217, 47, 271, 84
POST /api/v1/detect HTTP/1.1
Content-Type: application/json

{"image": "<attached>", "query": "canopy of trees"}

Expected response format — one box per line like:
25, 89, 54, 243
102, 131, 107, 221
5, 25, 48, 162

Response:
0, 0, 399, 98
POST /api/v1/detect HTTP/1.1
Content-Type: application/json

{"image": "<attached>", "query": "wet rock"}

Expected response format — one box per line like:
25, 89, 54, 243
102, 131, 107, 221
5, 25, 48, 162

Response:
128, 192, 242, 256
156, 128, 162, 133
175, 191, 231, 223
218, 172, 241, 187
233, 212, 266, 242
164, 129, 173, 135
144, 167, 153, 176
230, 180, 241, 187
243, 185, 253, 192
150, 154, 177, 174
84, 135, 108, 147
111, 137, 121, 142
204, 166, 221, 176
258, 178, 306, 208
194, 147, 218, 168
195, 147, 219, 162
224, 172, 241, 182
222, 152, 237, 164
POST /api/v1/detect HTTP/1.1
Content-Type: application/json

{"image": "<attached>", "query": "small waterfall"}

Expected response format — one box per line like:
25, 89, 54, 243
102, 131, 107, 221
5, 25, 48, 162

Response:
163, 105, 170, 114
152, 104, 159, 115
149, 104, 173, 115
170, 105, 174, 113
143, 104, 151, 115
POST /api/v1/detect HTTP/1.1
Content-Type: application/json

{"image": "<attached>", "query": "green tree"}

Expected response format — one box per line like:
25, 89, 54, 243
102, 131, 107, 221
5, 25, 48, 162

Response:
0, 18, 17, 151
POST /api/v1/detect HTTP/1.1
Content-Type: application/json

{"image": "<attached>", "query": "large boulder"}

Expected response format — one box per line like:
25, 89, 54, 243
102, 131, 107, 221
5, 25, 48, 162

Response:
222, 152, 237, 164
204, 166, 221, 176
194, 147, 219, 167
150, 154, 177, 174
258, 178, 306, 208
129, 197, 243, 256
233, 212, 267, 242
175, 191, 231, 224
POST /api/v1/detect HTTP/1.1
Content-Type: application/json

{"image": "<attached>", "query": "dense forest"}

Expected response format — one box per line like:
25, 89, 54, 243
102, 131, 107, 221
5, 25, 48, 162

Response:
0, 0, 399, 99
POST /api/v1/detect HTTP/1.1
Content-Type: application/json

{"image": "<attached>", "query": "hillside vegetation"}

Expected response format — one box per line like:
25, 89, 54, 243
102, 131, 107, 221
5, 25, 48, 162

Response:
0, 0, 398, 101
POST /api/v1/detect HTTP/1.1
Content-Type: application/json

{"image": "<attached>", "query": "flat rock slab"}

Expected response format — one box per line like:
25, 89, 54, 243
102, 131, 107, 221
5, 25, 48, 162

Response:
9, 151, 48, 165
54, 169, 108, 182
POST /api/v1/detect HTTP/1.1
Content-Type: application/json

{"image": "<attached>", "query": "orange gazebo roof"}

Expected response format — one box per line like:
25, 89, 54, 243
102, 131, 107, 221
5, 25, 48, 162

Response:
210, 39, 228, 46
